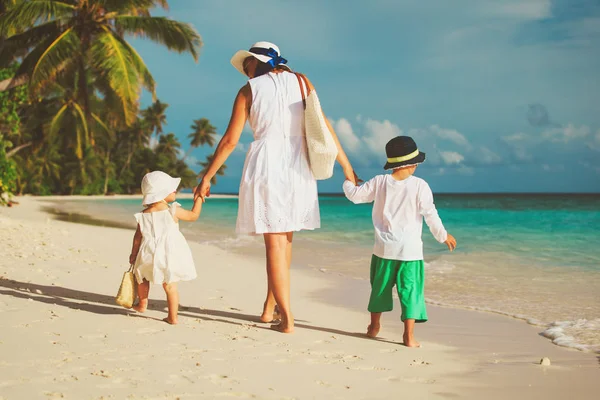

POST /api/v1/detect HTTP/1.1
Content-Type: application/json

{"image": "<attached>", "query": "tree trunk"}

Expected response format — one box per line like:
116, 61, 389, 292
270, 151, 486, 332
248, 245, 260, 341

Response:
6, 142, 32, 158
0, 74, 27, 92
103, 150, 111, 195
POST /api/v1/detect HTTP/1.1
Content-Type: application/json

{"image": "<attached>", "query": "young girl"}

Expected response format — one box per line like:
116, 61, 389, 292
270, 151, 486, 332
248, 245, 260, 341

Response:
129, 171, 202, 324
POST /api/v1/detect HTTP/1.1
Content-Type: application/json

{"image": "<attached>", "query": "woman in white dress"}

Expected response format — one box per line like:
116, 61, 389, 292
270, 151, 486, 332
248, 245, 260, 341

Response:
195, 42, 359, 333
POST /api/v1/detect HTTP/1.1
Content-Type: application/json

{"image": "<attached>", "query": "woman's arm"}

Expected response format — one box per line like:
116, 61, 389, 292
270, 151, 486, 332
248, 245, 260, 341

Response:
194, 84, 251, 201
129, 225, 142, 265
303, 75, 359, 184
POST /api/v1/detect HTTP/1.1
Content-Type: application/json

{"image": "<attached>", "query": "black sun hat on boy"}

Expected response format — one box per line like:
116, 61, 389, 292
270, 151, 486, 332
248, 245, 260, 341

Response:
384, 136, 426, 170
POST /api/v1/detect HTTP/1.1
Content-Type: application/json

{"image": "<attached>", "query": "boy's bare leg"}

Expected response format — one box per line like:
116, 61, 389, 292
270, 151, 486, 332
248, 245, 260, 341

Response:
367, 312, 382, 338
403, 319, 420, 347
133, 279, 149, 312
162, 282, 179, 325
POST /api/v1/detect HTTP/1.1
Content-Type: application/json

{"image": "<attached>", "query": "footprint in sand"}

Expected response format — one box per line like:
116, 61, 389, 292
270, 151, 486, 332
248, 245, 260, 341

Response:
386, 376, 436, 384
204, 374, 241, 387
43, 392, 65, 399
409, 359, 431, 367
213, 392, 257, 398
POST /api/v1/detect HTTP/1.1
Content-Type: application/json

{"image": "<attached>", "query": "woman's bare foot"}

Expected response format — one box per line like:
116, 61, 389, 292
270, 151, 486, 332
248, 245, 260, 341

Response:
163, 317, 178, 325
270, 315, 294, 333
260, 302, 279, 323
403, 333, 420, 347
366, 323, 381, 338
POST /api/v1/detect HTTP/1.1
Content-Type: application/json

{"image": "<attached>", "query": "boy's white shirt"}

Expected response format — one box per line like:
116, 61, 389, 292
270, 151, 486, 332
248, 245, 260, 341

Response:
343, 174, 447, 261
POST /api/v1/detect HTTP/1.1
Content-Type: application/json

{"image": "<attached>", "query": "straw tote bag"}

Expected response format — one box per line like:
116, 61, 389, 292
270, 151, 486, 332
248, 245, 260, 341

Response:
295, 72, 338, 180
115, 264, 137, 308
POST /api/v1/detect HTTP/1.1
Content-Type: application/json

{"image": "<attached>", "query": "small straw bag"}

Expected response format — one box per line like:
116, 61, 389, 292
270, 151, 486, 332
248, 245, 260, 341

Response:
295, 72, 338, 180
115, 264, 137, 309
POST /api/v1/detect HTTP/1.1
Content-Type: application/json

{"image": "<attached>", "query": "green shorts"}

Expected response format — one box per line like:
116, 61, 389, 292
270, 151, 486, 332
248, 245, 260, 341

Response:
368, 255, 428, 322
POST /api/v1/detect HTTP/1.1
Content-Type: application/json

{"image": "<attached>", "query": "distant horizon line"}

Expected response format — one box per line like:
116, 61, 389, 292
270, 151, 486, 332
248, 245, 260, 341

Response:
193, 191, 600, 196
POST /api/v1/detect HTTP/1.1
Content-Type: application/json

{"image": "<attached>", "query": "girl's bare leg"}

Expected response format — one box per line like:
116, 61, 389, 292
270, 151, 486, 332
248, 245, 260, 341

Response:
133, 279, 149, 312
162, 282, 179, 325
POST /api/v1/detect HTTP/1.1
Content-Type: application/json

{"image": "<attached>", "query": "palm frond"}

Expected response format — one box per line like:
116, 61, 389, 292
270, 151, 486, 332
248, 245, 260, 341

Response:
0, 21, 62, 67
100, 0, 169, 13
49, 103, 68, 137
29, 27, 80, 93
91, 27, 140, 125
71, 101, 89, 146
91, 112, 113, 140
0, 0, 74, 36
114, 16, 201, 61
112, 32, 155, 98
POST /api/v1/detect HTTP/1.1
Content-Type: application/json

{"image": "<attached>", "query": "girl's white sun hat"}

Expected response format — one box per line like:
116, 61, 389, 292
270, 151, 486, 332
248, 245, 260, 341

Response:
230, 41, 287, 76
141, 171, 181, 206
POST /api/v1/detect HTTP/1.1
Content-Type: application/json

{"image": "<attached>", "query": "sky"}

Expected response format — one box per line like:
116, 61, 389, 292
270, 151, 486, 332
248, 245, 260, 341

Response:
132, 0, 600, 193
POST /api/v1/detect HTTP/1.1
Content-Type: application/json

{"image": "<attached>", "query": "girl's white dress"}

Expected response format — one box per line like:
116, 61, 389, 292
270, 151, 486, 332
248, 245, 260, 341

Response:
133, 202, 197, 284
236, 71, 320, 235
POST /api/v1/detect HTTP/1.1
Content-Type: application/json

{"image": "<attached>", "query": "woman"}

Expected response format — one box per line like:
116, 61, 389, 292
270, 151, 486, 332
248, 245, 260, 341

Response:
195, 41, 359, 333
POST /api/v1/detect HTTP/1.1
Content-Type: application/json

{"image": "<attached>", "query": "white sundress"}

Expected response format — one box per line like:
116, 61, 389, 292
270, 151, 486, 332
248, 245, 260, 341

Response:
236, 71, 320, 235
133, 202, 197, 284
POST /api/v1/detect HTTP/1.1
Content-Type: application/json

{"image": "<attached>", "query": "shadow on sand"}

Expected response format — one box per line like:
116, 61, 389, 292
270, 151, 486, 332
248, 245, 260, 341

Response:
0, 277, 398, 344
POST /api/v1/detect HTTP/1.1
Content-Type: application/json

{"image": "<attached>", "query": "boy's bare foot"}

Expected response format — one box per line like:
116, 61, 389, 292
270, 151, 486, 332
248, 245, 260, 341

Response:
163, 317, 178, 325
403, 333, 420, 347
366, 323, 380, 338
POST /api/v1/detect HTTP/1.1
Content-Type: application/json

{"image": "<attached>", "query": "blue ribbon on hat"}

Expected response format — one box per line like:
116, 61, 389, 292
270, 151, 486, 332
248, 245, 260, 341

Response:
249, 47, 288, 68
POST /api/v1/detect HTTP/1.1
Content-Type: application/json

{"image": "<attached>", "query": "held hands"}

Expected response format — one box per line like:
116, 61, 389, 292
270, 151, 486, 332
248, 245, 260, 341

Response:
345, 169, 363, 186
194, 177, 211, 203
444, 233, 457, 252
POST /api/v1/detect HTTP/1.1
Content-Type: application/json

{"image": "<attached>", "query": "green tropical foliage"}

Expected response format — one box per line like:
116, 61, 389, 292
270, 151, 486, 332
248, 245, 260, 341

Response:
0, 1, 225, 201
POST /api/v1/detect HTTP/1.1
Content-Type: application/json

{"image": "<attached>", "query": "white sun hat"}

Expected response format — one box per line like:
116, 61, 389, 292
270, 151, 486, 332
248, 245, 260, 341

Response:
230, 41, 288, 76
141, 171, 181, 206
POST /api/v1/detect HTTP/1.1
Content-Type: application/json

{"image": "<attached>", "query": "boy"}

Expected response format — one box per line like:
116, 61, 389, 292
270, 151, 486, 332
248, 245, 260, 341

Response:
343, 136, 456, 347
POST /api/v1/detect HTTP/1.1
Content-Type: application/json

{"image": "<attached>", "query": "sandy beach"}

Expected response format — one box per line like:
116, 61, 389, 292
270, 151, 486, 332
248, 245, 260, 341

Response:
0, 197, 598, 400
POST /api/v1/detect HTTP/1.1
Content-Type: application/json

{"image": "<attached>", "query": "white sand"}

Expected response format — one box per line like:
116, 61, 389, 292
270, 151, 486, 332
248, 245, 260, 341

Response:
0, 197, 598, 399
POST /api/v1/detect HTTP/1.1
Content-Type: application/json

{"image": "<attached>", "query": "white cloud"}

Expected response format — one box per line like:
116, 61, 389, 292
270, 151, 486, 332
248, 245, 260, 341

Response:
542, 124, 591, 143
589, 129, 600, 151
363, 119, 403, 155
439, 151, 465, 165
483, 0, 552, 21
149, 137, 159, 150
476, 146, 503, 165
333, 118, 361, 153
502, 132, 529, 143
429, 125, 473, 150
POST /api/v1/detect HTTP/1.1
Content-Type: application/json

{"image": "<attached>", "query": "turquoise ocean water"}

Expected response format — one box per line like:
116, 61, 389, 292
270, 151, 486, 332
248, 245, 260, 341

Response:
51, 193, 600, 352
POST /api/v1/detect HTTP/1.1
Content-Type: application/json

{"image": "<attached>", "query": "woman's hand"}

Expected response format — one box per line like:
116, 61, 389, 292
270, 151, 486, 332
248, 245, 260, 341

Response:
129, 253, 137, 265
344, 168, 363, 186
194, 177, 211, 203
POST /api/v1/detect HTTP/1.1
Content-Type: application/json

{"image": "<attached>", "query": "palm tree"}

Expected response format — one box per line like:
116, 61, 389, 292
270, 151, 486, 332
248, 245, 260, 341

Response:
185, 117, 216, 158
141, 99, 168, 136
0, 0, 202, 131
198, 153, 226, 185
156, 132, 180, 160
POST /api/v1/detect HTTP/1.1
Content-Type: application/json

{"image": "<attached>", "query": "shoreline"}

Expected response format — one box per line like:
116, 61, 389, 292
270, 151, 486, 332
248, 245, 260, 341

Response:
36, 196, 600, 354
1, 197, 598, 399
